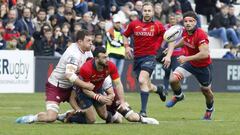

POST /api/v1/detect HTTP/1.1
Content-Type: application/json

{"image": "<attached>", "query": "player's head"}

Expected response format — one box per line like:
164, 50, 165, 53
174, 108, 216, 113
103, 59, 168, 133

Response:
93, 46, 108, 67
183, 11, 197, 32
76, 30, 93, 52
142, 2, 154, 22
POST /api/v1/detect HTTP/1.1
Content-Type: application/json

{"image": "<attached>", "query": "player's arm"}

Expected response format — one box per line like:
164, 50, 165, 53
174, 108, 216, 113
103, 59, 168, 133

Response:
69, 90, 82, 112
162, 39, 184, 68
123, 35, 133, 59
178, 43, 209, 63
65, 63, 94, 90
112, 78, 125, 105
82, 88, 113, 104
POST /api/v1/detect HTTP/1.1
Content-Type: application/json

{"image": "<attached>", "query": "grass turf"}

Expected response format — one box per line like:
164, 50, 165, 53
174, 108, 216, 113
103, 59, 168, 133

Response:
0, 92, 240, 135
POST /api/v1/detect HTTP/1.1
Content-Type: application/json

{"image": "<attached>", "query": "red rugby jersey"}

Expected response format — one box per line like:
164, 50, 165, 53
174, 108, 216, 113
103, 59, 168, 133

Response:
79, 59, 119, 93
123, 19, 165, 57
182, 28, 212, 67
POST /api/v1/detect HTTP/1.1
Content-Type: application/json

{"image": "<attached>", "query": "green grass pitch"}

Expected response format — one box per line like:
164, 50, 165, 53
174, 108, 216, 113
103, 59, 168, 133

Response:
0, 92, 240, 135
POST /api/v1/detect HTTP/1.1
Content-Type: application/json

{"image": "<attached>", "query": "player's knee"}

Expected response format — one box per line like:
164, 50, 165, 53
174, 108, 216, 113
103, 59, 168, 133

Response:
201, 87, 213, 98
170, 72, 183, 84
169, 75, 179, 84
138, 77, 147, 86
86, 118, 96, 124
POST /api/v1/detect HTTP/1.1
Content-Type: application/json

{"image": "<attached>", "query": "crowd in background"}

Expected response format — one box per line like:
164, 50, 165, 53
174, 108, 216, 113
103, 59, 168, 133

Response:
0, 0, 240, 59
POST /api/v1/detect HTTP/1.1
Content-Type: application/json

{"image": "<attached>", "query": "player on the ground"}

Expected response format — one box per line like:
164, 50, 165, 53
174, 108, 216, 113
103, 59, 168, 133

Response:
59, 47, 159, 124
123, 2, 167, 117
162, 11, 214, 120
16, 30, 95, 124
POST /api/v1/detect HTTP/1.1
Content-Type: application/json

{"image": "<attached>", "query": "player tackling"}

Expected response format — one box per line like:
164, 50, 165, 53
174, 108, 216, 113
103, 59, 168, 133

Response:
16, 30, 95, 124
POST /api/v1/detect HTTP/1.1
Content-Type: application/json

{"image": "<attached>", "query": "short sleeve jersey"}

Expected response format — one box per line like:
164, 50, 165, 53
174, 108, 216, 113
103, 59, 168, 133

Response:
123, 19, 165, 57
182, 28, 212, 67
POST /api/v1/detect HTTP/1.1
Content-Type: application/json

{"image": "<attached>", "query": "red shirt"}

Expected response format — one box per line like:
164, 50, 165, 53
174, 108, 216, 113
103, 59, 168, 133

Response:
182, 28, 212, 67
123, 19, 165, 57
79, 59, 119, 93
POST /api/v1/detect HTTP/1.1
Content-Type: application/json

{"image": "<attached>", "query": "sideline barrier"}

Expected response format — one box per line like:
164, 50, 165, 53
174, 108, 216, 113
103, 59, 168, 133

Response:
35, 58, 240, 92
0, 51, 34, 93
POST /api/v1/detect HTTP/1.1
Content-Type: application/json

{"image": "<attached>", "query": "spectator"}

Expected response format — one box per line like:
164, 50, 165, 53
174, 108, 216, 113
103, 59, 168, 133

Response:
228, 5, 240, 40
17, 31, 33, 50
162, 0, 182, 23
194, 0, 218, 23
3, 21, 20, 41
134, 0, 143, 18
73, 0, 88, 16
93, 32, 104, 48
80, 12, 94, 33
41, 0, 59, 10
3, 8, 21, 32
222, 47, 237, 59
46, 6, 56, 20
62, 10, 75, 32
6, 37, 18, 50
178, 0, 193, 14
55, 4, 65, 25
154, 3, 167, 24
106, 14, 125, 76
18, 7, 36, 36
33, 9, 48, 32
33, 28, 55, 56
208, 4, 240, 48
0, 3, 8, 20
49, 15, 58, 29
16, 0, 24, 19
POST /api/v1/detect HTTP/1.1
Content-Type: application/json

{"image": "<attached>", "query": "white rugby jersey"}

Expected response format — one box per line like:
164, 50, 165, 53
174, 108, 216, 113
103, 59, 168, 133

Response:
48, 43, 93, 88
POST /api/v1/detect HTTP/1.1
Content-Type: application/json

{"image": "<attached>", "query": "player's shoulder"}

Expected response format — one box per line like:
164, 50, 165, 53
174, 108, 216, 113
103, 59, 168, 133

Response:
107, 61, 118, 70
81, 59, 93, 72
195, 28, 207, 36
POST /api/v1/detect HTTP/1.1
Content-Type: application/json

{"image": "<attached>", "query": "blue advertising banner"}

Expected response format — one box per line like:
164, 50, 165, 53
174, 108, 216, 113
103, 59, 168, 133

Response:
35, 57, 240, 92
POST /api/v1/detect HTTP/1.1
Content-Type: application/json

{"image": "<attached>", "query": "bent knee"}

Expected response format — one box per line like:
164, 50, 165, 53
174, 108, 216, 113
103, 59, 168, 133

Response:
169, 73, 182, 84
86, 118, 96, 124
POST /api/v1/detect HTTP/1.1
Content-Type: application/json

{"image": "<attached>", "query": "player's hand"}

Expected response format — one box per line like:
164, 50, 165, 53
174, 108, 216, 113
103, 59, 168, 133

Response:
125, 46, 133, 59
177, 55, 187, 64
85, 82, 95, 91
99, 95, 113, 105
162, 56, 171, 68
118, 102, 128, 111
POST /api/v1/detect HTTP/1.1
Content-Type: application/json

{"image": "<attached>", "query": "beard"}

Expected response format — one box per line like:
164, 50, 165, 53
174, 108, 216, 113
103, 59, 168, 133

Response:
143, 16, 152, 22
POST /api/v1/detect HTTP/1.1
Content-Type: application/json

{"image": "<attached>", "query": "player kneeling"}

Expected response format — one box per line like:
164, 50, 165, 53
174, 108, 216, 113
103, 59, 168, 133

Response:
59, 81, 159, 125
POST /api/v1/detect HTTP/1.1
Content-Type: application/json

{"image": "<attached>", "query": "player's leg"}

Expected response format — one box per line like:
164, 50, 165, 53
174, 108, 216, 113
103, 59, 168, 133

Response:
135, 56, 165, 117
117, 102, 159, 125
166, 63, 192, 107
201, 86, 214, 120
64, 106, 96, 124
194, 64, 214, 120
95, 103, 113, 123
16, 82, 71, 124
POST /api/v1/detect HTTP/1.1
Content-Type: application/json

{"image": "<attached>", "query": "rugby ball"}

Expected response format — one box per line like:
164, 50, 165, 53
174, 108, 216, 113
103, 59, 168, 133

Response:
163, 25, 183, 42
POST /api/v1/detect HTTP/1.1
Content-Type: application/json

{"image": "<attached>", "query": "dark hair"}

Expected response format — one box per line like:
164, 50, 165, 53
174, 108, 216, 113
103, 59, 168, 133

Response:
183, 11, 197, 20
76, 30, 92, 41
143, 2, 154, 8
93, 46, 106, 57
